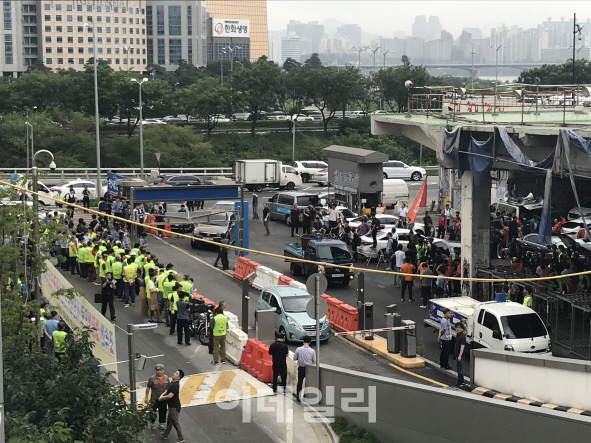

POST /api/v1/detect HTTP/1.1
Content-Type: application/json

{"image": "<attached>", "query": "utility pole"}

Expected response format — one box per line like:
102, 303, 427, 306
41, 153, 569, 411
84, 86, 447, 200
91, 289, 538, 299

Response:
573, 13, 584, 84
470, 45, 476, 91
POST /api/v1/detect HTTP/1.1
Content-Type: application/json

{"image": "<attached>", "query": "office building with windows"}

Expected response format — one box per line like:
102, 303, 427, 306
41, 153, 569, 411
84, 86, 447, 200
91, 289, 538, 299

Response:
40, 0, 146, 71
145, 0, 207, 69
0, 1, 40, 76
205, 0, 267, 61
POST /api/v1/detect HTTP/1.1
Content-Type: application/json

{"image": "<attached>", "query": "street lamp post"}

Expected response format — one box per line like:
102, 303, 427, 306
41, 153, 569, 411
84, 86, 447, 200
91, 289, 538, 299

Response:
131, 78, 149, 180
292, 119, 296, 162
350, 46, 369, 68
222, 45, 242, 74
85, 22, 102, 198
470, 45, 476, 91
367, 46, 383, 69
573, 13, 584, 84
25, 121, 33, 170
383, 49, 390, 68
489, 44, 506, 115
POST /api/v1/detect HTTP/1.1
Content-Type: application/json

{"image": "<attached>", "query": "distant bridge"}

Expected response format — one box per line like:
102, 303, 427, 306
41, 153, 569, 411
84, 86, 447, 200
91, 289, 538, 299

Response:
345, 62, 554, 74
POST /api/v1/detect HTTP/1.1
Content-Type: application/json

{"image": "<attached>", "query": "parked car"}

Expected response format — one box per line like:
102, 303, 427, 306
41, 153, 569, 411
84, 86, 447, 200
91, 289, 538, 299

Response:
191, 211, 235, 249
141, 118, 167, 125
211, 200, 247, 212
382, 179, 410, 208
291, 114, 314, 122
162, 203, 194, 234
154, 174, 215, 186
162, 115, 189, 122
432, 238, 461, 254
382, 161, 426, 181
310, 169, 328, 186
292, 161, 328, 183
348, 214, 399, 229
51, 179, 99, 199
212, 115, 231, 123
568, 206, 591, 221
357, 228, 414, 258
267, 192, 317, 223
317, 206, 358, 229
561, 220, 591, 238
490, 199, 544, 223
256, 286, 331, 342
372, 110, 390, 115
516, 233, 578, 255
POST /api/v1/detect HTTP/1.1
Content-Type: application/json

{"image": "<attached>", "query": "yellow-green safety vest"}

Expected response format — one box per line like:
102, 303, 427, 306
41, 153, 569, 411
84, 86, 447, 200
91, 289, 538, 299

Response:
68, 241, 77, 257
143, 261, 154, 278
523, 295, 532, 307
112, 261, 123, 279
123, 264, 136, 282
163, 279, 175, 300
77, 245, 86, 262
98, 258, 108, 278
212, 314, 228, 336
170, 292, 179, 311
180, 280, 192, 295
53, 330, 67, 354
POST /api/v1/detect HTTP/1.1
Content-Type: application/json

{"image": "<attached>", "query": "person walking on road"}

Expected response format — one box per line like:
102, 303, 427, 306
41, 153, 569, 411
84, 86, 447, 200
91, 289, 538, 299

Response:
393, 245, 405, 288
263, 203, 270, 235
399, 257, 415, 302
159, 369, 185, 443
455, 322, 466, 386
176, 292, 191, 346
268, 333, 289, 394
294, 336, 316, 402
252, 192, 259, 219
101, 272, 116, 321
438, 308, 452, 369
290, 204, 301, 237
211, 306, 228, 364
144, 364, 169, 430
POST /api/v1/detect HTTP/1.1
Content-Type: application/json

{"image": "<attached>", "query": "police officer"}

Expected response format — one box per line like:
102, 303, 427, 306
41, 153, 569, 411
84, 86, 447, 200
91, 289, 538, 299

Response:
268, 333, 289, 394
211, 306, 228, 364
144, 363, 169, 430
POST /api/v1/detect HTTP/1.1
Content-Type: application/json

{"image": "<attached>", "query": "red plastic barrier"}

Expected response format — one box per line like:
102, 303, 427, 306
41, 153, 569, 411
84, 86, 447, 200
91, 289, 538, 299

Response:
320, 293, 330, 301
334, 304, 358, 332
233, 256, 250, 281
239, 339, 257, 373
161, 224, 172, 237
244, 259, 260, 285
326, 297, 343, 325
278, 275, 293, 286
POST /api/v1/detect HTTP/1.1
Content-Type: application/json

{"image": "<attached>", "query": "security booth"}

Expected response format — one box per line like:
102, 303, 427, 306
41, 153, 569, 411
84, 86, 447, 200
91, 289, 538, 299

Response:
322, 145, 388, 214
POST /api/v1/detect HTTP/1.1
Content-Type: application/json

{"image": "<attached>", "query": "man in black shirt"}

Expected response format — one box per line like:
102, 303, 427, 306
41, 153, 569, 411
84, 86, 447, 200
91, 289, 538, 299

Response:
370, 213, 380, 248
101, 272, 116, 321
454, 323, 466, 386
268, 333, 289, 393
160, 369, 185, 443
263, 203, 270, 235
508, 215, 519, 240
423, 211, 432, 228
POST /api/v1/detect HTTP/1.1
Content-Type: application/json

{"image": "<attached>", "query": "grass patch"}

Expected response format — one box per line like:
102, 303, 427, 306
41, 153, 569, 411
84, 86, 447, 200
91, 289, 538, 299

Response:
330, 417, 381, 443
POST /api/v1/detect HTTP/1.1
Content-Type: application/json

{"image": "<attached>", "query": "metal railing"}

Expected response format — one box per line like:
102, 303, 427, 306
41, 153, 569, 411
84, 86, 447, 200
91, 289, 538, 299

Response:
0, 167, 233, 182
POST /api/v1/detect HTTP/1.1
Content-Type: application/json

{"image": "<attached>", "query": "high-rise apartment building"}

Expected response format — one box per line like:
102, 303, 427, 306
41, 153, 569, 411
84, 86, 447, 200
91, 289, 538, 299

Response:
42, 0, 146, 72
281, 34, 300, 65
205, 0, 267, 61
286, 20, 324, 54
0, 1, 40, 76
336, 24, 360, 47
145, 0, 207, 69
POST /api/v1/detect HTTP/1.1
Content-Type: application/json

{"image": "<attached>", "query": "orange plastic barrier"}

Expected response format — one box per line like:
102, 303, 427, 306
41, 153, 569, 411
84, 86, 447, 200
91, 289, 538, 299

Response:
244, 259, 260, 285
233, 256, 250, 281
251, 341, 273, 383
320, 293, 330, 301
326, 297, 343, 325
144, 215, 157, 234
239, 339, 257, 373
161, 224, 172, 237
278, 275, 293, 286
334, 304, 358, 332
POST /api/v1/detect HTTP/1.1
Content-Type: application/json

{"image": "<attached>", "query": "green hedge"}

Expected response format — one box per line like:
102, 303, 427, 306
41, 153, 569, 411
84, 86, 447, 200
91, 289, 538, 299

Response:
330, 417, 381, 443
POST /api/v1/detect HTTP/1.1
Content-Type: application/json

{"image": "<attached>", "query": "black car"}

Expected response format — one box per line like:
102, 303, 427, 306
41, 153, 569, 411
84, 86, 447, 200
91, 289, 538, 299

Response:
516, 233, 577, 255
154, 174, 215, 186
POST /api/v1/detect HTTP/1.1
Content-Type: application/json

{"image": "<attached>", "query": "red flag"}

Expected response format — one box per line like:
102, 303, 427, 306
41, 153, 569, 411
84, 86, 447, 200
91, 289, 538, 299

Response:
407, 179, 427, 225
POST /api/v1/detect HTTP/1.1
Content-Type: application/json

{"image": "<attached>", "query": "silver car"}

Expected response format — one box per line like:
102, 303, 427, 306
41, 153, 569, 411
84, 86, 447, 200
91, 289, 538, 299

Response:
191, 211, 235, 249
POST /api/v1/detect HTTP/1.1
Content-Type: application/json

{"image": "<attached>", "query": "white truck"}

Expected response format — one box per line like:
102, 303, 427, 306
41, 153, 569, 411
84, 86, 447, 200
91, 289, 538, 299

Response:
425, 296, 551, 354
235, 159, 302, 193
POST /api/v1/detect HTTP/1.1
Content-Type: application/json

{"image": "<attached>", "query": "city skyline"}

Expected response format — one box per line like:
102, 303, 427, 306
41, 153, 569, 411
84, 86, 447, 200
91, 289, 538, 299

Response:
268, 0, 589, 39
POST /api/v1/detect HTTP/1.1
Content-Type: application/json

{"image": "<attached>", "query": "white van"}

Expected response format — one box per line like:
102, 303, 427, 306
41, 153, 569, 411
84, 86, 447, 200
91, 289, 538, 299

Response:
382, 179, 409, 208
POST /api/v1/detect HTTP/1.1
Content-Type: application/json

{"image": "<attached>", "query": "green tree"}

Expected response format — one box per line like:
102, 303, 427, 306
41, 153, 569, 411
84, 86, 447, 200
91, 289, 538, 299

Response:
173, 59, 207, 89
374, 63, 431, 112
353, 76, 378, 115
182, 78, 231, 135
143, 125, 219, 167
232, 58, 282, 134
276, 67, 308, 121
9, 71, 75, 113
304, 53, 323, 69
517, 59, 591, 85
77, 59, 120, 118
282, 58, 301, 72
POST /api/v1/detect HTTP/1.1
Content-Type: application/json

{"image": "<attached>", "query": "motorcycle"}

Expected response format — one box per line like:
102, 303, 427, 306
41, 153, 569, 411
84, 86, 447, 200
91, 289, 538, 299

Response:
189, 298, 215, 345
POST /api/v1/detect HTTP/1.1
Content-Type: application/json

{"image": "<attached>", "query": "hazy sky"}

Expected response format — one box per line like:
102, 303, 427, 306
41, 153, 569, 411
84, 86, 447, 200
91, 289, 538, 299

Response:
267, 1, 588, 37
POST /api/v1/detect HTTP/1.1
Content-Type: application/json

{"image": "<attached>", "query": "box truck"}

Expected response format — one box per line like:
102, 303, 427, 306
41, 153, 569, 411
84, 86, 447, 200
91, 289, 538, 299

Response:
235, 160, 302, 192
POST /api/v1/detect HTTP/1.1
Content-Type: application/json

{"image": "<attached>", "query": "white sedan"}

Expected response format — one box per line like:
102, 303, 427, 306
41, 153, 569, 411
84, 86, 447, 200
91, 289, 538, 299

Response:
349, 214, 399, 230
561, 220, 591, 238
51, 180, 99, 199
357, 229, 412, 258
383, 161, 426, 181
310, 169, 328, 186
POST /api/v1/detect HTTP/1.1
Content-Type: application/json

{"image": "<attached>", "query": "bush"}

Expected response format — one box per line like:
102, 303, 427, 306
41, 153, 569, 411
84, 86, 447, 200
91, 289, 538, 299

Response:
330, 417, 382, 443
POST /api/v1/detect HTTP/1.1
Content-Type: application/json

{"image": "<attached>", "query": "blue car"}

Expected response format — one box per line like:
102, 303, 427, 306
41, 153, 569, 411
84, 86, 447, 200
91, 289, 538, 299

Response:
256, 286, 331, 342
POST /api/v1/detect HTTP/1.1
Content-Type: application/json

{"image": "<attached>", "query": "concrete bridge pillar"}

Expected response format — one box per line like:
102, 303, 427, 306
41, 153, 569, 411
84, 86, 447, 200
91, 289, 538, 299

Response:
460, 171, 491, 297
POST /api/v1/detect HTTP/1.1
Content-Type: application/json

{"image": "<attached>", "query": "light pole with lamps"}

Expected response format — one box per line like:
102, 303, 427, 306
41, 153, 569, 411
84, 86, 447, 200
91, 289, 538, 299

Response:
489, 43, 506, 115
382, 49, 390, 68
367, 45, 383, 69
131, 78, 149, 180
25, 121, 33, 170
572, 13, 584, 84
222, 45, 242, 73
470, 45, 476, 91
292, 119, 296, 161
350, 46, 369, 68
85, 22, 102, 197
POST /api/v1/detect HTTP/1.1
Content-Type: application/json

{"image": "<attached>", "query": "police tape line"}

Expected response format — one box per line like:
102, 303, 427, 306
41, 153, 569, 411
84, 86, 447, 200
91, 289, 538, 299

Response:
3, 177, 589, 284
333, 325, 415, 337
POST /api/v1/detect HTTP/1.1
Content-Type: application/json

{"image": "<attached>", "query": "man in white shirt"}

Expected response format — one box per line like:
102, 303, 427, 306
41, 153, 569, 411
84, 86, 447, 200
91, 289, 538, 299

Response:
393, 245, 406, 288
398, 203, 408, 219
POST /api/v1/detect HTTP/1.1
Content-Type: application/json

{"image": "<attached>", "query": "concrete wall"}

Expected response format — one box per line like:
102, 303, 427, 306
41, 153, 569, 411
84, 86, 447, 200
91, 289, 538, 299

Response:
471, 349, 591, 411
307, 363, 591, 443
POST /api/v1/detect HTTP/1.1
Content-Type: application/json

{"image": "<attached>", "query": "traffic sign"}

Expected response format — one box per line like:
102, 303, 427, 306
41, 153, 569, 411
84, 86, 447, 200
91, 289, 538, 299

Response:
306, 296, 328, 320
306, 273, 327, 295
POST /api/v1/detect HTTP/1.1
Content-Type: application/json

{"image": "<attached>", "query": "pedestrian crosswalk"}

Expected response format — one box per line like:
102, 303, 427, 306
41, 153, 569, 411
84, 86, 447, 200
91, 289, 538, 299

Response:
127, 369, 274, 407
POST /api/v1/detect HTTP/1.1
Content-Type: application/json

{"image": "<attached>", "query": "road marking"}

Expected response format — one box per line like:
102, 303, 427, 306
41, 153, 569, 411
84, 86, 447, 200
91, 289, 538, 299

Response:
206, 370, 237, 402
387, 363, 448, 388
154, 235, 232, 276
179, 373, 207, 404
